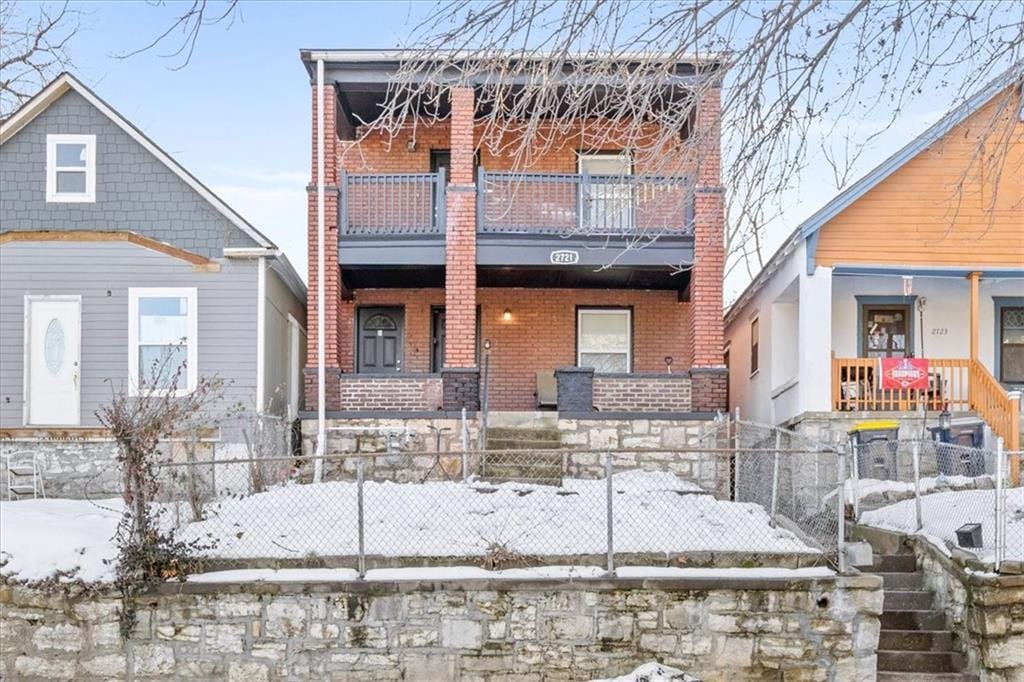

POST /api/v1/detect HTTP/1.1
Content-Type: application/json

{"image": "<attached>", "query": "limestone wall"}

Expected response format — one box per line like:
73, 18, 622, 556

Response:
914, 539, 1024, 681
0, 573, 881, 681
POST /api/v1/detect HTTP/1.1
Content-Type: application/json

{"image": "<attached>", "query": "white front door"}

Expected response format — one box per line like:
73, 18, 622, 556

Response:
26, 296, 81, 425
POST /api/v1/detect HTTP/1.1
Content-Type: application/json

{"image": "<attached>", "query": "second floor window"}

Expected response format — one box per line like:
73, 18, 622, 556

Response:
46, 134, 96, 203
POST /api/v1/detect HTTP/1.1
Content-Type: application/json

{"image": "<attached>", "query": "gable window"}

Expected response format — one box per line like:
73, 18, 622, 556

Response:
750, 317, 759, 375
46, 134, 96, 202
577, 308, 631, 373
128, 288, 197, 395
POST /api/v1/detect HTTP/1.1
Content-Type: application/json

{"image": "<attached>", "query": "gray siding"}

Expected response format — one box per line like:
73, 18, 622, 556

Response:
0, 90, 258, 258
0, 241, 258, 427
263, 265, 307, 416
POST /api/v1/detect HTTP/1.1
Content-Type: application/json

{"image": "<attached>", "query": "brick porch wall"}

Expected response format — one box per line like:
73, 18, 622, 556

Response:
303, 370, 443, 412
593, 374, 693, 412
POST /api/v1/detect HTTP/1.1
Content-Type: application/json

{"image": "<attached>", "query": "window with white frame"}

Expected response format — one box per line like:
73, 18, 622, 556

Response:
577, 308, 631, 373
128, 288, 197, 395
46, 134, 96, 202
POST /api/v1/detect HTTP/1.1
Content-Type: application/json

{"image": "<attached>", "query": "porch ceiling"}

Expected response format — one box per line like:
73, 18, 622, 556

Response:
477, 264, 691, 292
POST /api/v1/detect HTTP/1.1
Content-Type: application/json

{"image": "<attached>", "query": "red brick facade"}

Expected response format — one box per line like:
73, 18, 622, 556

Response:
305, 79, 726, 413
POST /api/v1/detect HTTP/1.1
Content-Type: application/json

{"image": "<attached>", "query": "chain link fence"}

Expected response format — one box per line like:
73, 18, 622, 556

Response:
850, 437, 1022, 570
152, 423, 845, 574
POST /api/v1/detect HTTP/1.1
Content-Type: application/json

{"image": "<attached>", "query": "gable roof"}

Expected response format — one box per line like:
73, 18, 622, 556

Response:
0, 72, 274, 251
725, 67, 1023, 328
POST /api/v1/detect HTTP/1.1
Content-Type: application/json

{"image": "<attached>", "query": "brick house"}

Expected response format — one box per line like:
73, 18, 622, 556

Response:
301, 50, 726, 421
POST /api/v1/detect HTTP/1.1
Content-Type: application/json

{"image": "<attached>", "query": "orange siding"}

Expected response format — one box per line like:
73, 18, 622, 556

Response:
815, 87, 1024, 268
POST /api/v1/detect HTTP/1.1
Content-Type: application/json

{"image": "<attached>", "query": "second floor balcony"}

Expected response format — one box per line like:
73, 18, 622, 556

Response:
338, 168, 696, 277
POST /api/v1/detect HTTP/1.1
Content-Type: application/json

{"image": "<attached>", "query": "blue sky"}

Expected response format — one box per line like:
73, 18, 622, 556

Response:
50, 1, 956, 298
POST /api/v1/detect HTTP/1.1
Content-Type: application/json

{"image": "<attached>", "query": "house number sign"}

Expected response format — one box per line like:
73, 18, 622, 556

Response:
550, 250, 580, 265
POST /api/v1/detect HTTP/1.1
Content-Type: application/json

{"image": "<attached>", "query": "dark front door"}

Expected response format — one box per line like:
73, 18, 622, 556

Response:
358, 307, 404, 373
431, 307, 446, 372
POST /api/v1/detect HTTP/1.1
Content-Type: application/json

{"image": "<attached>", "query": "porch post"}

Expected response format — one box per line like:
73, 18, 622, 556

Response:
688, 84, 728, 412
799, 265, 834, 413
442, 86, 480, 410
968, 271, 980, 362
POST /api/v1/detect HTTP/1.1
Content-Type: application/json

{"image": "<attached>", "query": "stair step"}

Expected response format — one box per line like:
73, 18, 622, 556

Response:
880, 610, 947, 631
485, 439, 561, 451
879, 629, 954, 652
877, 650, 964, 673
8, 484, 38, 494
878, 674, 978, 681
485, 428, 562, 449
873, 554, 918, 572
7, 466, 37, 476
878, 571, 924, 590
884, 590, 935, 610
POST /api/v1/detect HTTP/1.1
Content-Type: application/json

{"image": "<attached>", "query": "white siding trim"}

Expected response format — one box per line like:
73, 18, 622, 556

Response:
128, 287, 198, 397
256, 257, 267, 413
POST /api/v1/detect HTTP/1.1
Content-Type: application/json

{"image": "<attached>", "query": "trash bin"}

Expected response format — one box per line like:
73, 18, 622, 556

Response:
849, 420, 900, 480
929, 424, 987, 477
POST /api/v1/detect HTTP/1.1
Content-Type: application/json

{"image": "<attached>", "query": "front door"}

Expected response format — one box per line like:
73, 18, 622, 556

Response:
862, 305, 911, 358
431, 307, 446, 372
357, 307, 403, 373
26, 296, 81, 425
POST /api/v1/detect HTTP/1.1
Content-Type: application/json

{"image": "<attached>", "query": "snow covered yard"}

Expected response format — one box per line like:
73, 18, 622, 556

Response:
860, 486, 1024, 563
1, 470, 821, 585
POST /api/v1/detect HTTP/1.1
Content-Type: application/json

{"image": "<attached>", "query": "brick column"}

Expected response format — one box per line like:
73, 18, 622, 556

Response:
304, 82, 343, 411
689, 84, 727, 411
442, 87, 480, 409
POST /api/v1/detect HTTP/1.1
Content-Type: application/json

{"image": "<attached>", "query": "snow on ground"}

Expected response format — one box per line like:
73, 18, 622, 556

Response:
841, 474, 993, 504
186, 565, 834, 583
0, 498, 122, 583
175, 470, 817, 559
592, 662, 701, 681
1, 471, 820, 584
860, 487, 1024, 563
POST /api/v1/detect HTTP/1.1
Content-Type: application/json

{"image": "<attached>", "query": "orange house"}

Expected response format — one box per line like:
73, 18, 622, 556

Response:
725, 72, 1023, 462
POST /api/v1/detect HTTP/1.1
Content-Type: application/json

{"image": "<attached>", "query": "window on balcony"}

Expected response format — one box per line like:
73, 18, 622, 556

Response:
577, 308, 632, 373
579, 152, 633, 233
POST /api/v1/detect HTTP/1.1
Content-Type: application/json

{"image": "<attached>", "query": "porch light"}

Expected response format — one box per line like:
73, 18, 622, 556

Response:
483, 339, 492, 351
938, 407, 952, 431
502, 309, 512, 322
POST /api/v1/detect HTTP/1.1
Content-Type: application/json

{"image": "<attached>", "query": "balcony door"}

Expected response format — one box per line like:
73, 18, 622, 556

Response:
357, 307, 404, 373
579, 152, 632, 234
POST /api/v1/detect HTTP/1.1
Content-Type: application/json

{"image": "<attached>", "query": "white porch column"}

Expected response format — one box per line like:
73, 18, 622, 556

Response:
798, 265, 834, 413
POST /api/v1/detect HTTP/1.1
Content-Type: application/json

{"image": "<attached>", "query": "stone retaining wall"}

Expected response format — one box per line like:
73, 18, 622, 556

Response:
914, 539, 1024, 681
0, 573, 882, 681
303, 416, 728, 494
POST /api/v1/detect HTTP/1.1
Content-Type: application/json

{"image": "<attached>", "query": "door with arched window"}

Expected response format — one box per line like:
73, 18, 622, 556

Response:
357, 307, 404, 373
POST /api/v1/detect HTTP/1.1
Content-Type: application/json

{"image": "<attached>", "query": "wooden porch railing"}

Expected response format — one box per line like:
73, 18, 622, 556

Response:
832, 356, 1021, 481
968, 358, 1021, 453
831, 357, 971, 412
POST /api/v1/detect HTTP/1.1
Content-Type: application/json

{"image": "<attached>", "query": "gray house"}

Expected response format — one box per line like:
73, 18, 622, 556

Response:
0, 73, 306, 495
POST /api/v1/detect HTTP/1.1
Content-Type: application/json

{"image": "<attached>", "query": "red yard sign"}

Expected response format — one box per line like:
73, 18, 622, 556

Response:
880, 358, 930, 390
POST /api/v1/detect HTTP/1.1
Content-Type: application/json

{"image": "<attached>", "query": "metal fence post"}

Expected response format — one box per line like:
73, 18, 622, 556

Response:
605, 452, 614, 576
356, 457, 366, 579
460, 407, 470, 482
994, 437, 1005, 572
849, 435, 861, 522
912, 440, 923, 532
837, 448, 847, 574
769, 432, 781, 527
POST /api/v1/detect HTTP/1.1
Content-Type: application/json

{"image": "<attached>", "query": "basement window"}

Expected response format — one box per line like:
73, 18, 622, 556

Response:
46, 134, 96, 202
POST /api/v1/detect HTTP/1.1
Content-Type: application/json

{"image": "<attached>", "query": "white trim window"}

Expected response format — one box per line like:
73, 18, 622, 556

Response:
577, 308, 632, 373
128, 288, 198, 395
46, 134, 96, 202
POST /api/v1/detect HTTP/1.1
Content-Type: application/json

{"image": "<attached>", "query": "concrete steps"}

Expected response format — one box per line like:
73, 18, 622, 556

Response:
479, 427, 563, 485
869, 546, 974, 678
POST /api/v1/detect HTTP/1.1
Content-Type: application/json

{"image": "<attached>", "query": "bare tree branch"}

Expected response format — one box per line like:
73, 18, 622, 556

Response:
113, 0, 241, 71
0, 0, 80, 116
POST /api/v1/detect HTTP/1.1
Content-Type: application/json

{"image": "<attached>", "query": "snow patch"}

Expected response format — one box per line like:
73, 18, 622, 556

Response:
593, 661, 701, 681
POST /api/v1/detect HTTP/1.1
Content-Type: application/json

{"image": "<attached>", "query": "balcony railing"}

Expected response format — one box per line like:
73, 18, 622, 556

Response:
340, 169, 446, 236
478, 169, 695, 235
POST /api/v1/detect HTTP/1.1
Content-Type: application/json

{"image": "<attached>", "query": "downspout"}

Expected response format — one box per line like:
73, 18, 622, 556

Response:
256, 255, 267, 414
315, 58, 326, 483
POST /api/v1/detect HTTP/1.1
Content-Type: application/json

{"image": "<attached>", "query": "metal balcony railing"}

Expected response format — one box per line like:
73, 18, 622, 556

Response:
340, 169, 446, 236
478, 168, 695, 236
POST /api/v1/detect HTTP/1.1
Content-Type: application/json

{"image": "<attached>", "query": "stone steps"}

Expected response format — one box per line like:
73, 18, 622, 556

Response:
479, 428, 564, 485
869, 548, 972, 678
